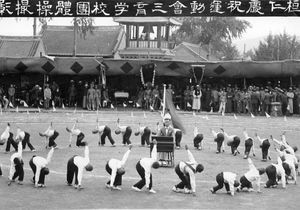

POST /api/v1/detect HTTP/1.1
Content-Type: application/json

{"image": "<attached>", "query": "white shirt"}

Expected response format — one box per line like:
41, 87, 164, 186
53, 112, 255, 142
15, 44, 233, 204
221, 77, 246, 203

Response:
15, 129, 26, 140
96, 125, 106, 134
272, 157, 286, 188
108, 149, 131, 187
0, 124, 10, 140
43, 126, 55, 137
178, 150, 197, 193
32, 147, 54, 185
140, 144, 157, 188
244, 158, 261, 192
9, 142, 22, 180
73, 146, 90, 186
223, 172, 237, 195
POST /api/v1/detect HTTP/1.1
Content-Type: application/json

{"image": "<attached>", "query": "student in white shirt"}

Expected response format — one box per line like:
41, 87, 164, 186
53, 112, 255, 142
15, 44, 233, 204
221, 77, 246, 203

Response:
265, 157, 286, 189
276, 148, 297, 185
210, 128, 224, 154
115, 119, 132, 146
66, 145, 93, 189
92, 119, 115, 146
237, 158, 265, 193
132, 140, 160, 193
221, 128, 240, 156
255, 133, 271, 161
15, 128, 36, 152
39, 122, 59, 149
210, 171, 240, 196
105, 145, 132, 190
193, 126, 204, 150
135, 124, 151, 147
66, 120, 86, 147
243, 129, 255, 159
1, 123, 18, 152
172, 145, 204, 196
8, 142, 24, 185
29, 147, 54, 187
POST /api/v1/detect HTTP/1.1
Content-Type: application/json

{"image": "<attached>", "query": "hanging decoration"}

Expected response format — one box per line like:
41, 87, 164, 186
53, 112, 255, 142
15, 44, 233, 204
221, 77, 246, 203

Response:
140, 66, 145, 86
140, 63, 156, 87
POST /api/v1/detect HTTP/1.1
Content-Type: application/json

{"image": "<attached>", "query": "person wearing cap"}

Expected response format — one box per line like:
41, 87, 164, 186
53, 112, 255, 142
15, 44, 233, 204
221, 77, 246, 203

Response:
265, 156, 286, 189
115, 119, 132, 146
193, 126, 204, 150
29, 147, 54, 188
286, 87, 294, 115
220, 128, 240, 156
92, 119, 115, 147
237, 158, 265, 193
243, 129, 255, 159
192, 85, 202, 112
8, 142, 24, 185
210, 128, 224, 154
210, 171, 240, 196
132, 140, 160, 193
158, 113, 174, 136
135, 124, 151, 147
15, 128, 36, 152
39, 122, 59, 149
66, 145, 93, 189
255, 133, 271, 161
66, 120, 86, 147
105, 145, 132, 190
172, 145, 204, 196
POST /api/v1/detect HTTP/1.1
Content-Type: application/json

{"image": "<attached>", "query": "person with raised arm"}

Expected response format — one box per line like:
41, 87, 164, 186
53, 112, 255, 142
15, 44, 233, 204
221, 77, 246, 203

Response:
8, 142, 24, 185
66, 119, 86, 147
1, 123, 18, 152
39, 122, 59, 149
275, 148, 297, 185
29, 147, 54, 188
210, 128, 224, 154
134, 123, 151, 147
92, 118, 115, 147
221, 128, 240, 156
210, 171, 240, 196
255, 133, 271, 161
15, 127, 36, 152
172, 145, 204, 196
115, 118, 132, 146
237, 158, 265, 193
265, 156, 286, 189
132, 140, 160, 193
243, 129, 255, 159
66, 145, 93, 190
105, 145, 132, 190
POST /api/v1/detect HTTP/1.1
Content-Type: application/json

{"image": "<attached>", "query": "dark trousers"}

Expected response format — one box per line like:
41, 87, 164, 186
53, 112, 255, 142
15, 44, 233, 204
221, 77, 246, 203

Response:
22, 132, 35, 151
215, 138, 224, 153
6, 132, 18, 152
123, 127, 132, 145
175, 130, 182, 147
0, 165, 2, 176
230, 137, 240, 154
244, 138, 253, 157
105, 162, 122, 186
141, 128, 150, 146
12, 158, 24, 181
100, 126, 115, 145
261, 139, 270, 160
76, 132, 85, 147
175, 163, 191, 190
67, 156, 79, 185
194, 134, 203, 148
240, 175, 252, 189
212, 172, 229, 192
29, 156, 47, 184
49, 131, 59, 147
133, 161, 152, 190
265, 165, 278, 188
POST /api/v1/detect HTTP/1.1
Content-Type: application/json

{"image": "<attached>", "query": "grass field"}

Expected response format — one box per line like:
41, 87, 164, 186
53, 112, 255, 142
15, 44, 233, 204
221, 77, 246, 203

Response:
0, 109, 300, 210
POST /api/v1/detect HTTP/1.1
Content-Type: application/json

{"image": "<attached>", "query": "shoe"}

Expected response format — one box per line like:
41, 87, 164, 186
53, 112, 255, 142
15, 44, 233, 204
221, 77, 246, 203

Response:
111, 144, 116, 147
149, 189, 156, 194
236, 187, 240, 192
233, 150, 238, 156
113, 186, 122, 191
184, 188, 191, 194
172, 186, 179, 192
261, 159, 267, 162
105, 184, 111, 189
17, 181, 23, 185
210, 188, 215, 194
176, 146, 180, 150
132, 186, 141, 192
248, 188, 254, 192
216, 151, 220, 154
31, 149, 36, 152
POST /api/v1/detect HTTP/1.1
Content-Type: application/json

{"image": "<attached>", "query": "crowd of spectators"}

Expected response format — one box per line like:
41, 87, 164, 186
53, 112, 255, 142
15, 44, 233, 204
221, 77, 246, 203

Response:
1, 80, 300, 116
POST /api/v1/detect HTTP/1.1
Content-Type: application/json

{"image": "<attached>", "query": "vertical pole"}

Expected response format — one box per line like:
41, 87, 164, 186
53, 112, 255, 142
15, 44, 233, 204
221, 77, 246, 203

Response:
290, 76, 293, 87
162, 84, 166, 117
243, 78, 246, 90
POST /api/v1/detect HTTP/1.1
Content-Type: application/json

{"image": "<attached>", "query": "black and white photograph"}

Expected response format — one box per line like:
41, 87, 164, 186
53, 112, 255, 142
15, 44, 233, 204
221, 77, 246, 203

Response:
0, 0, 300, 209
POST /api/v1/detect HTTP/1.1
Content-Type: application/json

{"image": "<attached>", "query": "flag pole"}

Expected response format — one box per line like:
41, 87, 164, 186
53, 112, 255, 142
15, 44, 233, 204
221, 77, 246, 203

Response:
162, 84, 166, 117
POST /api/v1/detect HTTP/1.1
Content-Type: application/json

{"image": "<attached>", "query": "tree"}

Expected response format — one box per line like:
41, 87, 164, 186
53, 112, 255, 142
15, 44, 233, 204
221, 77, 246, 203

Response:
252, 32, 300, 61
173, 17, 250, 60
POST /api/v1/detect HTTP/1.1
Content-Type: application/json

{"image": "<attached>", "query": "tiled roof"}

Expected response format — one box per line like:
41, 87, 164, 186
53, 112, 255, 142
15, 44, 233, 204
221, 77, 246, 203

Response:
0, 36, 42, 57
41, 25, 124, 57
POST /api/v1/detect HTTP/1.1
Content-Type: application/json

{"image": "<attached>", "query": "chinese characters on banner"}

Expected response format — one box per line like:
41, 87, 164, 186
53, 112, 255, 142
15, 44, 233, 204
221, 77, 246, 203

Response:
0, 0, 299, 17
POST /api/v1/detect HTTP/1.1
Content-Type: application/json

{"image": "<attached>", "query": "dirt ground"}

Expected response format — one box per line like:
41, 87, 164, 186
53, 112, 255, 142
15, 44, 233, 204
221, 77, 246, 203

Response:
0, 110, 299, 209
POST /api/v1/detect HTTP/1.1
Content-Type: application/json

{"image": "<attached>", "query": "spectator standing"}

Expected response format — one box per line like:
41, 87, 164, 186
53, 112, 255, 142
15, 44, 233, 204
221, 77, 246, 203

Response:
68, 81, 77, 107
294, 87, 300, 114
286, 87, 294, 115
82, 83, 89, 109
263, 89, 272, 115
151, 85, 160, 110
144, 86, 152, 110
95, 85, 102, 110
44, 84, 51, 110
8, 84, 15, 107
218, 88, 227, 115
192, 85, 202, 112
226, 85, 233, 113
183, 85, 190, 111
87, 83, 95, 111
211, 87, 219, 112
189, 86, 194, 111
